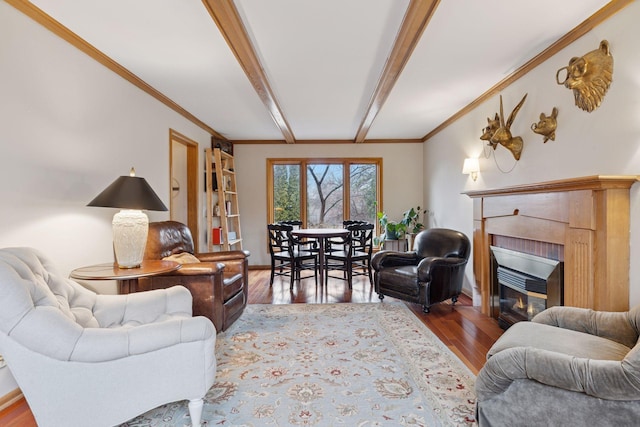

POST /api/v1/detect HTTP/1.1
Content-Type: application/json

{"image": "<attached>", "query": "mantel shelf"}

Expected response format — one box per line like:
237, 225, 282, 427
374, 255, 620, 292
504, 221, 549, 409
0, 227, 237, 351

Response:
464, 175, 639, 198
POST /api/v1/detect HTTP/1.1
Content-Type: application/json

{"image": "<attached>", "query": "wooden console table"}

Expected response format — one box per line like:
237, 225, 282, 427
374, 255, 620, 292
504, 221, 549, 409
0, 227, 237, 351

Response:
465, 175, 638, 316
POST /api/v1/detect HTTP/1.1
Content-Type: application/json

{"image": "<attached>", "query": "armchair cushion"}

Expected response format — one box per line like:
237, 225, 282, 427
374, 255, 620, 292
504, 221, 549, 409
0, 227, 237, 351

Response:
163, 252, 201, 264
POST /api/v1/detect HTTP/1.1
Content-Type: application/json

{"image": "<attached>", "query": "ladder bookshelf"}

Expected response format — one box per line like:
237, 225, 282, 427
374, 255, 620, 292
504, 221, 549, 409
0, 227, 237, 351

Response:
205, 147, 243, 251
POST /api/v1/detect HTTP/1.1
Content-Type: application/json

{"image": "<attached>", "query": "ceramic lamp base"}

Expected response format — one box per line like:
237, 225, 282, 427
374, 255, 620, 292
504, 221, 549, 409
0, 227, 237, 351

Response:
112, 209, 148, 268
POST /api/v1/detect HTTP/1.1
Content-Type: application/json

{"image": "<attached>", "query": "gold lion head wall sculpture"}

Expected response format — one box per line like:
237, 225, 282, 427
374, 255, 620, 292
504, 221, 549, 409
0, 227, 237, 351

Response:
556, 40, 613, 112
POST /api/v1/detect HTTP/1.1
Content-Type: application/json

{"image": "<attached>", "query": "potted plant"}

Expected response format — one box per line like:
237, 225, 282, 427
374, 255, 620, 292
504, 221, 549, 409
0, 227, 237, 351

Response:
374, 211, 406, 246
401, 206, 426, 250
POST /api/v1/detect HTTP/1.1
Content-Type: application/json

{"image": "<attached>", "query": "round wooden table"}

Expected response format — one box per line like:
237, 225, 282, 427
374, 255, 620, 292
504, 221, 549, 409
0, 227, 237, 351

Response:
291, 228, 349, 285
70, 260, 181, 293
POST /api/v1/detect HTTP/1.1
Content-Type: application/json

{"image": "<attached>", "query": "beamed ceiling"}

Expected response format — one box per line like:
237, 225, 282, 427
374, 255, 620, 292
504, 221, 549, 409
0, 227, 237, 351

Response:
7, 0, 632, 144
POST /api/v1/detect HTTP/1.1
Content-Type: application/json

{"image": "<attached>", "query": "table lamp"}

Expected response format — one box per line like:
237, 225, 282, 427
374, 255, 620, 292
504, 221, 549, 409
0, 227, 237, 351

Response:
88, 168, 167, 268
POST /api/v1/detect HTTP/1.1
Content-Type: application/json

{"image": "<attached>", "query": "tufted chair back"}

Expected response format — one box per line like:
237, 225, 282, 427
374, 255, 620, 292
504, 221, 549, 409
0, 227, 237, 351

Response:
0, 247, 100, 334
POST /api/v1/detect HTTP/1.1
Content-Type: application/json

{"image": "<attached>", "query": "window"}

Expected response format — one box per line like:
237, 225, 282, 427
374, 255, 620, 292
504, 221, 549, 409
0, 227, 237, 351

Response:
268, 158, 381, 229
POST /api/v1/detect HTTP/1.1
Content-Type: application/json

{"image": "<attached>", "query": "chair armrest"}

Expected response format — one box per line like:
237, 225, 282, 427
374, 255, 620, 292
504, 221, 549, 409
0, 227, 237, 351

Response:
70, 316, 215, 362
371, 251, 419, 271
195, 250, 249, 262
162, 262, 225, 276
416, 256, 467, 282
476, 346, 640, 402
93, 286, 193, 328
196, 250, 249, 275
533, 306, 639, 348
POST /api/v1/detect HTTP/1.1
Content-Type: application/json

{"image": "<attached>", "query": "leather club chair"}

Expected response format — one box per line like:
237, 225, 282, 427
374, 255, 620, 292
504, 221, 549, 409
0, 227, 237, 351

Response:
137, 220, 250, 332
371, 228, 470, 313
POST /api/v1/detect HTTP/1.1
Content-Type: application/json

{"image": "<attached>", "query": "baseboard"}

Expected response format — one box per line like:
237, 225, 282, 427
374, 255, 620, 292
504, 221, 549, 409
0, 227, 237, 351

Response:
0, 388, 23, 411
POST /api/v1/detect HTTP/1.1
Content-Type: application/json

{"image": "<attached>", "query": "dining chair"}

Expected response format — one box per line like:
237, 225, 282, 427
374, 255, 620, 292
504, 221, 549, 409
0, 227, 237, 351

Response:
324, 222, 374, 288
267, 223, 318, 289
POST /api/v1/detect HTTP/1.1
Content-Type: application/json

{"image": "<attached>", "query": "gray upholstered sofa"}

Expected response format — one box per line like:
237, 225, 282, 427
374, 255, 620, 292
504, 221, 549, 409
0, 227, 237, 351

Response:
476, 305, 640, 426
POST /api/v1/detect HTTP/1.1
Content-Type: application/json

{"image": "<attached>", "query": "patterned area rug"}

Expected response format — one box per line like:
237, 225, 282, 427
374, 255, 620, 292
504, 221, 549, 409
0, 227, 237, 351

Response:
122, 302, 476, 426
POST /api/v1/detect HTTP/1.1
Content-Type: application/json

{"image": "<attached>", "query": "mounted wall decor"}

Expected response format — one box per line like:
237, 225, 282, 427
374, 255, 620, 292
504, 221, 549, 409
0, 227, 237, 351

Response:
480, 94, 527, 161
480, 113, 500, 150
556, 40, 613, 112
531, 107, 559, 143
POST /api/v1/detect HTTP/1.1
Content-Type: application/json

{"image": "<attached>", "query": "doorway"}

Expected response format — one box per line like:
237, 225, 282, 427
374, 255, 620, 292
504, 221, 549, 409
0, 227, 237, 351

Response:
169, 129, 199, 249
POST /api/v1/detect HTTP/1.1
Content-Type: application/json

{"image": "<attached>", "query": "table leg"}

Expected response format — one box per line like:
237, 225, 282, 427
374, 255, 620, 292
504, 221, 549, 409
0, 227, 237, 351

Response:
118, 278, 138, 294
317, 238, 325, 286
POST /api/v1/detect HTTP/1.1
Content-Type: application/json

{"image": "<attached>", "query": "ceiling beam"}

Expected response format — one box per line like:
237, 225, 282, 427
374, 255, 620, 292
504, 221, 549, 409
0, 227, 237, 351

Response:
422, 0, 633, 142
202, 0, 296, 144
353, 0, 440, 143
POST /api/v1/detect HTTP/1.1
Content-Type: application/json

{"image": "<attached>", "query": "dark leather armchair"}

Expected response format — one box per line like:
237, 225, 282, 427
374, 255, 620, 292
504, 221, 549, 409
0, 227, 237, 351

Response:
137, 220, 250, 332
371, 228, 470, 313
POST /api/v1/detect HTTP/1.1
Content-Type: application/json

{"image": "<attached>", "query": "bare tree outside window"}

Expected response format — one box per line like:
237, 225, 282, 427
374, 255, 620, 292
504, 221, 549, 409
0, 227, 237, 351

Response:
269, 158, 381, 231
349, 164, 377, 223
307, 164, 343, 228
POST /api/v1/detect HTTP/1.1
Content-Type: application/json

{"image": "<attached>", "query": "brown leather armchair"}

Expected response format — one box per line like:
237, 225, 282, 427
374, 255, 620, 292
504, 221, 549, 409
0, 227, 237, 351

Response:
371, 228, 470, 313
137, 220, 250, 332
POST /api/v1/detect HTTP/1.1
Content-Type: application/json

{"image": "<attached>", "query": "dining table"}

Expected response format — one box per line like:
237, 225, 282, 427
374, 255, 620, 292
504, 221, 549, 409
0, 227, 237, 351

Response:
291, 228, 350, 285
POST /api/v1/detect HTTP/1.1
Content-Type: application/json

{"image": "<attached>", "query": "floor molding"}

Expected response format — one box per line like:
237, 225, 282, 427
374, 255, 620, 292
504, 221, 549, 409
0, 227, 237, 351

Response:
0, 388, 23, 411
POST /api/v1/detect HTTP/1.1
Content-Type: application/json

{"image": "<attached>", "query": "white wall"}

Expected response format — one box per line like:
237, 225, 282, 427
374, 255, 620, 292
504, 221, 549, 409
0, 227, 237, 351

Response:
423, 2, 640, 307
233, 143, 424, 266
0, 3, 210, 397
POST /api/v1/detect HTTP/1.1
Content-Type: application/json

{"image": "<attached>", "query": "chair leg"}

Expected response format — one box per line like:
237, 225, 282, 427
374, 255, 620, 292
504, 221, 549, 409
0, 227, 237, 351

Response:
422, 305, 430, 313
452, 295, 458, 305
378, 293, 384, 300
188, 398, 204, 427
269, 260, 275, 286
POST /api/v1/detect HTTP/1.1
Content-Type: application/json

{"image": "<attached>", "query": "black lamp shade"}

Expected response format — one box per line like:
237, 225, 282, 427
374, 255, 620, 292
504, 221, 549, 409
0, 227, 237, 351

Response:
87, 175, 167, 211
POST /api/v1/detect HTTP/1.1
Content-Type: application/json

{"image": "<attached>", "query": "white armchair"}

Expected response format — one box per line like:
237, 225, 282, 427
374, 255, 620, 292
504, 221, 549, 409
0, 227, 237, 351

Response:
0, 247, 216, 427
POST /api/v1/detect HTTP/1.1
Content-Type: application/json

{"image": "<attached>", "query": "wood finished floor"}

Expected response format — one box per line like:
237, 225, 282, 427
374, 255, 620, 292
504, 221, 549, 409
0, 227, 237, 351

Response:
0, 269, 503, 426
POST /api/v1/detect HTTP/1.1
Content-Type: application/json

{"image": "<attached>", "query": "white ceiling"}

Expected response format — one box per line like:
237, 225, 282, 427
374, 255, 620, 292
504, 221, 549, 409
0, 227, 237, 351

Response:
27, 0, 612, 142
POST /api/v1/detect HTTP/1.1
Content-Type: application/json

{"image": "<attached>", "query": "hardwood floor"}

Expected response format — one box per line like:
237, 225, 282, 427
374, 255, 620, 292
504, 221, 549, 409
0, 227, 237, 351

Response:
0, 269, 503, 426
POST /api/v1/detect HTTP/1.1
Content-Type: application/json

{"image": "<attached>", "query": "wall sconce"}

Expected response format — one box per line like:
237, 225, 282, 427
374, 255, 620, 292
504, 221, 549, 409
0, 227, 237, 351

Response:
462, 158, 480, 181
88, 168, 167, 268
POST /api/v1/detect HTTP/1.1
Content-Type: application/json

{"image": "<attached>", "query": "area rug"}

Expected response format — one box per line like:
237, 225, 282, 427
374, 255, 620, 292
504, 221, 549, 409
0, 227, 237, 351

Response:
122, 302, 476, 426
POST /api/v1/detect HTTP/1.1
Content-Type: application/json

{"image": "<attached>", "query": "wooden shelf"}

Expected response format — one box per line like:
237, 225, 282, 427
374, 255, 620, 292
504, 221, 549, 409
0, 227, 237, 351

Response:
205, 148, 243, 251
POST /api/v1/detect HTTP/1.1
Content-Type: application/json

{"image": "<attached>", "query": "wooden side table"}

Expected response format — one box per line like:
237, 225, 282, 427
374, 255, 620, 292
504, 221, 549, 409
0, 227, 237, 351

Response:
70, 260, 181, 294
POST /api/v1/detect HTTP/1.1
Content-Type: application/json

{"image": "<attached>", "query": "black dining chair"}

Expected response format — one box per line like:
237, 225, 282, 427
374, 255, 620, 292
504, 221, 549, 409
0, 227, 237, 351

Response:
324, 222, 374, 288
267, 223, 318, 289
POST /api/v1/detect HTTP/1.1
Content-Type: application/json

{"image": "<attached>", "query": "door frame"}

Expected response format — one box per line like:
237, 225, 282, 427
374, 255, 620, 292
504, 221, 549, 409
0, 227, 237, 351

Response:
169, 129, 199, 250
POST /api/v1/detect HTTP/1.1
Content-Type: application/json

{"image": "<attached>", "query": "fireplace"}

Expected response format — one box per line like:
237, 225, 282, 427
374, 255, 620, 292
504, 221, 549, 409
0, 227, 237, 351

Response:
466, 176, 636, 316
490, 246, 563, 329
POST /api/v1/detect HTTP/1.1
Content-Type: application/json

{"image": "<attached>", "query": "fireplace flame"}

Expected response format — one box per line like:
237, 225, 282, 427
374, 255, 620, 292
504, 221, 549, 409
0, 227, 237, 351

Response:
513, 297, 526, 310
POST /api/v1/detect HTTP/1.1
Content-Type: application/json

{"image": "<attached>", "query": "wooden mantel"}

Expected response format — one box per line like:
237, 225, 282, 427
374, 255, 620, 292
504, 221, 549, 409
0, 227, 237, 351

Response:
465, 175, 639, 317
